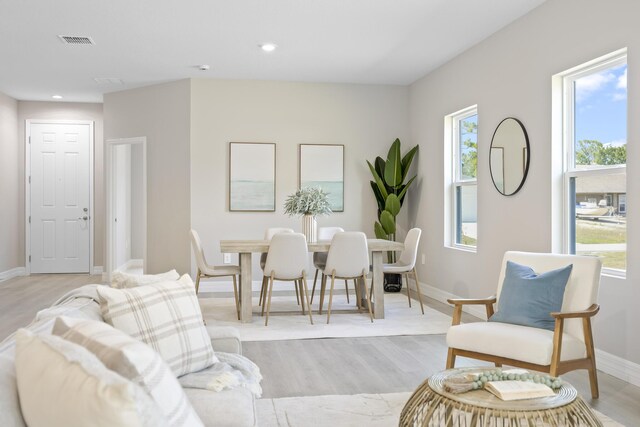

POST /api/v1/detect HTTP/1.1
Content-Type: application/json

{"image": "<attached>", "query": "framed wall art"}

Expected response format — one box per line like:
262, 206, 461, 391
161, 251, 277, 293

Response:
229, 142, 276, 212
299, 144, 344, 212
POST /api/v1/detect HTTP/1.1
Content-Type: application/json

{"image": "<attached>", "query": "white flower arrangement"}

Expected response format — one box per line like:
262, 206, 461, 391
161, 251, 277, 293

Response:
284, 187, 332, 217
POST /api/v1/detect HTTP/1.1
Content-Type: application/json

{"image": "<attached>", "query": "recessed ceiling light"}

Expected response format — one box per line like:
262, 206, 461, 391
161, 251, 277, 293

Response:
259, 43, 278, 52
52, 95, 63, 99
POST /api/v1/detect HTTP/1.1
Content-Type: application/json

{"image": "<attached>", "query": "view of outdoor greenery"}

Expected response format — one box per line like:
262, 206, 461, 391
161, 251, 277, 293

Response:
572, 62, 627, 271
458, 115, 478, 246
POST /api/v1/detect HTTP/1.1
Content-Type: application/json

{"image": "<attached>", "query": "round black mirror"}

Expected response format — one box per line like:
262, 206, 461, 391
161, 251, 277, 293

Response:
489, 117, 530, 196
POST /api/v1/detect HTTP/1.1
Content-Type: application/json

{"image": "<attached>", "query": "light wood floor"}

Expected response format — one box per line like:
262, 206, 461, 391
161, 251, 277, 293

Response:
1, 274, 638, 426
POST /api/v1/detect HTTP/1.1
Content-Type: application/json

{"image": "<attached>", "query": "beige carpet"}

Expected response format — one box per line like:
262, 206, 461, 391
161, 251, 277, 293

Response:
199, 292, 452, 342
256, 392, 623, 426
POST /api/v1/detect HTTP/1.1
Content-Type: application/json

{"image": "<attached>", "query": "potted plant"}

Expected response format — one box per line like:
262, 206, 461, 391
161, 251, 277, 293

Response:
367, 138, 418, 291
284, 187, 332, 242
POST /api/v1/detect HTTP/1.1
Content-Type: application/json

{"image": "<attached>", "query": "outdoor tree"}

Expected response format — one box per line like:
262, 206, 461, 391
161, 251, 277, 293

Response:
575, 139, 626, 166
460, 120, 478, 178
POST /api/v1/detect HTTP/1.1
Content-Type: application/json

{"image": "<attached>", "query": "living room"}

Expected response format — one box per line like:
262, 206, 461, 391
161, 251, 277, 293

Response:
1, 0, 639, 426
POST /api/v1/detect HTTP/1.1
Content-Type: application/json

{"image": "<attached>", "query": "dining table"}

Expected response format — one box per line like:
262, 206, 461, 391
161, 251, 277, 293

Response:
219, 238, 404, 322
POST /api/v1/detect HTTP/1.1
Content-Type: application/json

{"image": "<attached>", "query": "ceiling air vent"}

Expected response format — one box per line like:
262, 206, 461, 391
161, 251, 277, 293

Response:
94, 77, 124, 85
58, 35, 95, 45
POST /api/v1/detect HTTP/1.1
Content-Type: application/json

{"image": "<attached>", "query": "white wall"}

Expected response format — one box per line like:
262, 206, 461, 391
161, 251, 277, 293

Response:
410, 0, 640, 364
17, 101, 104, 269
190, 79, 410, 279
104, 80, 191, 274
0, 91, 19, 274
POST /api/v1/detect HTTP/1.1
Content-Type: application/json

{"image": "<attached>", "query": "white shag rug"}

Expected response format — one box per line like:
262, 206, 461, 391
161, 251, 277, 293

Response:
199, 291, 452, 342
256, 392, 623, 427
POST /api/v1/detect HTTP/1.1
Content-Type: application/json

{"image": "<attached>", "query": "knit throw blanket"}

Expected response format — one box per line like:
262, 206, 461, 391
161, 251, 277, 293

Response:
44, 284, 263, 397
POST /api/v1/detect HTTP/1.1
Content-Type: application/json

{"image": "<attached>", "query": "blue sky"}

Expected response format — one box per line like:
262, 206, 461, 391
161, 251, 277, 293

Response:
575, 64, 627, 146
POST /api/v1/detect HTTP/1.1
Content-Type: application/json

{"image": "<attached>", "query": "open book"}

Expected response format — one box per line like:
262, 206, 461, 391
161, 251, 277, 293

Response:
485, 380, 556, 401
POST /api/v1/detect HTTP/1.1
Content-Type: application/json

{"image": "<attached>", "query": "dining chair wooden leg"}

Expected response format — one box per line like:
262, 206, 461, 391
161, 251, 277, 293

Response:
326, 272, 337, 324
259, 276, 267, 307
353, 278, 363, 313
319, 274, 327, 314
344, 280, 350, 304
353, 280, 361, 309
361, 273, 374, 323
412, 268, 425, 315
265, 273, 275, 326
302, 274, 314, 325
195, 270, 202, 294
311, 269, 319, 304
298, 280, 306, 315
261, 276, 268, 317
405, 273, 412, 308
295, 280, 300, 305
232, 274, 240, 320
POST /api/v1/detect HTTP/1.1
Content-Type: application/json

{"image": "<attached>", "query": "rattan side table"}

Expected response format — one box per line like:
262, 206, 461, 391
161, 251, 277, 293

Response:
400, 368, 602, 426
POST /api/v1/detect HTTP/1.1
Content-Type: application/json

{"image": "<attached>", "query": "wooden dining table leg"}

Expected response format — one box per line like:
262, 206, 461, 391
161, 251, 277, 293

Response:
371, 250, 385, 319
239, 252, 253, 323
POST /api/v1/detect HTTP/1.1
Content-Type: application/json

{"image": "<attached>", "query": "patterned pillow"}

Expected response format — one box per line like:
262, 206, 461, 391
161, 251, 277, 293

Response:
97, 274, 217, 377
53, 317, 204, 427
15, 329, 167, 427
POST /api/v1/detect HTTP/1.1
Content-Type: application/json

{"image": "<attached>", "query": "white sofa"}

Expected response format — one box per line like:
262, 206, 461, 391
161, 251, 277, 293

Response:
0, 288, 257, 427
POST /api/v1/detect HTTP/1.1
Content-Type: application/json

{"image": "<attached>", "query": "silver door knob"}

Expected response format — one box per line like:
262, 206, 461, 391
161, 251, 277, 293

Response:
79, 216, 88, 221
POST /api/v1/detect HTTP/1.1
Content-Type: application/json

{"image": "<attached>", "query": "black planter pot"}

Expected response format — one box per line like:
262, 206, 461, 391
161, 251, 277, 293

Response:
383, 273, 402, 292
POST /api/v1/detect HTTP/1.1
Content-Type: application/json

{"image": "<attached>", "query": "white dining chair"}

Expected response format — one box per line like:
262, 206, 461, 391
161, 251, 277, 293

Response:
382, 228, 424, 314
258, 228, 294, 308
310, 227, 347, 305
190, 229, 240, 319
263, 233, 313, 326
320, 232, 373, 324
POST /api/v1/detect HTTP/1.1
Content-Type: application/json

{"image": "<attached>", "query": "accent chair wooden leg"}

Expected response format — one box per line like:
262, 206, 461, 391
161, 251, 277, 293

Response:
361, 273, 374, 323
413, 268, 425, 315
446, 348, 456, 369
311, 269, 319, 304
405, 273, 412, 308
302, 275, 314, 325
326, 273, 336, 324
195, 270, 202, 294
232, 275, 240, 320
583, 317, 599, 398
265, 274, 275, 326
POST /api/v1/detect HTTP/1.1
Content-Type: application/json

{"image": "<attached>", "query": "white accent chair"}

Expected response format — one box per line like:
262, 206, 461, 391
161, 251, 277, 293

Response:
382, 228, 424, 314
310, 227, 346, 304
262, 233, 314, 326
258, 228, 294, 308
320, 232, 373, 324
446, 251, 602, 398
190, 229, 240, 319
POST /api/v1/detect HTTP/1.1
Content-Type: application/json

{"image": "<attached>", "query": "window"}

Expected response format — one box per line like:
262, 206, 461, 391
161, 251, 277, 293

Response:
446, 106, 478, 250
562, 51, 627, 274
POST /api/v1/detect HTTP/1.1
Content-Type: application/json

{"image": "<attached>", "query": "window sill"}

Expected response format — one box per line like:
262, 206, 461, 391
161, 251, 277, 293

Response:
446, 244, 477, 254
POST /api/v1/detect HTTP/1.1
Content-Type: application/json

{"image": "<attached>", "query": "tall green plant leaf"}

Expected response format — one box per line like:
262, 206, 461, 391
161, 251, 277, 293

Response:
401, 145, 419, 182
383, 139, 402, 187
367, 161, 388, 199
374, 222, 387, 239
374, 157, 386, 179
385, 193, 401, 216
380, 210, 396, 234
370, 181, 385, 213
397, 175, 417, 201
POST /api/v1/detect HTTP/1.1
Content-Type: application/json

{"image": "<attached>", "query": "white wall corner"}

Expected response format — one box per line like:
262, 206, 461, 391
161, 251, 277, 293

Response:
409, 280, 640, 387
0, 267, 27, 283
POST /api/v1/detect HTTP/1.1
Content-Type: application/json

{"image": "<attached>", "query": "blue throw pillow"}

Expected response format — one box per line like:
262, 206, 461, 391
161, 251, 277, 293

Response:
489, 261, 573, 331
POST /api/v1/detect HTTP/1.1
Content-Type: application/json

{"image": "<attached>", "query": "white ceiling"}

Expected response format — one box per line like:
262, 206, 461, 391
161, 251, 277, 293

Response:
0, 0, 546, 103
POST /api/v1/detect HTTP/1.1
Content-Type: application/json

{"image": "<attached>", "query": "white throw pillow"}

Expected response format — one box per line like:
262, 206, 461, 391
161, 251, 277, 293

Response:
14, 329, 167, 427
0, 355, 26, 427
111, 269, 180, 289
98, 274, 217, 377
53, 316, 204, 427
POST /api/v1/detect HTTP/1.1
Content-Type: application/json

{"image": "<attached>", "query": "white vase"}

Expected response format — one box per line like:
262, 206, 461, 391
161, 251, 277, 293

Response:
302, 214, 317, 243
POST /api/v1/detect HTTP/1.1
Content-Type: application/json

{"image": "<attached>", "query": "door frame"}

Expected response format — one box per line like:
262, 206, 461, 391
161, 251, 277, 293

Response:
105, 137, 147, 284
25, 120, 95, 275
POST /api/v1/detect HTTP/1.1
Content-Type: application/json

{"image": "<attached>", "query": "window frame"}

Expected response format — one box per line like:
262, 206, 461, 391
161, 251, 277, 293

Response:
447, 105, 478, 251
561, 51, 627, 277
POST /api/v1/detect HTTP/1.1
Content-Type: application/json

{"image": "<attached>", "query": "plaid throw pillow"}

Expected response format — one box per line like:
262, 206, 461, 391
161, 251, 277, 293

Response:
53, 317, 204, 427
97, 275, 217, 377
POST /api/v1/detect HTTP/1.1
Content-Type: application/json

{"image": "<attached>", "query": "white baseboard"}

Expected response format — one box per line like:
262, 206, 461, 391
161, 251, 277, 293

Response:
0, 267, 26, 282
407, 280, 640, 387
91, 266, 104, 275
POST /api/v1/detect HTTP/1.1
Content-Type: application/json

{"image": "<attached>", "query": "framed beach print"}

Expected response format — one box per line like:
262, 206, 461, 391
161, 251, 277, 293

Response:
229, 142, 276, 211
299, 144, 344, 212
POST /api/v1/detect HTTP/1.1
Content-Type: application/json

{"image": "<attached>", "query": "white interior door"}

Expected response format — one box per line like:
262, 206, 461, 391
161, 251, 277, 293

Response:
30, 122, 91, 273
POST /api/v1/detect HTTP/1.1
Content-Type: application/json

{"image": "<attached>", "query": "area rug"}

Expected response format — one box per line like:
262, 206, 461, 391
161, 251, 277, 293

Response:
255, 392, 623, 427
199, 292, 452, 342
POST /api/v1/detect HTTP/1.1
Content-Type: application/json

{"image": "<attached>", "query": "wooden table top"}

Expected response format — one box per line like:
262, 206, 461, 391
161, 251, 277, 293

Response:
220, 238, 403, 253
